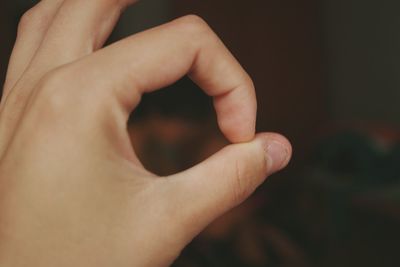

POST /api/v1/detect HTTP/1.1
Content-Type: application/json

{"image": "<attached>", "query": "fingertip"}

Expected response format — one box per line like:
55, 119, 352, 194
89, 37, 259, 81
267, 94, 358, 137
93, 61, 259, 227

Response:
217, 110, 257, 143
255, 132, 292, 174
223, 127, 256, 144
213, 85, 257, 143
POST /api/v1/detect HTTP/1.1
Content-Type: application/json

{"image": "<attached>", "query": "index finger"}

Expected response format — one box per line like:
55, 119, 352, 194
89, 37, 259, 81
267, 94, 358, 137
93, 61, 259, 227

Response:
77, 15, 257, 143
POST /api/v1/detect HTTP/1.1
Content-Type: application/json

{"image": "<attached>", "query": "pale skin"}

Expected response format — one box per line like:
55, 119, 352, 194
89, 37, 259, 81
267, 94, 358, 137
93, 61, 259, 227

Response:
0, 0, 292, 266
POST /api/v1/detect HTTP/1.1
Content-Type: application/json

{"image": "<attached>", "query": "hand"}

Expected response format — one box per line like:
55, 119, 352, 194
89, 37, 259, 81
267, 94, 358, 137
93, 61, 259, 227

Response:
0, 0, 292, 266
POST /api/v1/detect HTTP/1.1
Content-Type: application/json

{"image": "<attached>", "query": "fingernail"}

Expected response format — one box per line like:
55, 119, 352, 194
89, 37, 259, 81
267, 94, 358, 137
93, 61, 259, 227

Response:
264, 140, 289, 174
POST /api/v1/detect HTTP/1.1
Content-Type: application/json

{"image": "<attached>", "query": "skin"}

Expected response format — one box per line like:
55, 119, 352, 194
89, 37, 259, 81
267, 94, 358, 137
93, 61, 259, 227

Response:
0, 0, 292, 266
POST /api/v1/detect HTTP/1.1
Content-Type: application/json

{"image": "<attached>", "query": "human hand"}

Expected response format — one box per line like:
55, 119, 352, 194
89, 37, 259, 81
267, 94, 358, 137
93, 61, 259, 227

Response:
0, 0, 292, 266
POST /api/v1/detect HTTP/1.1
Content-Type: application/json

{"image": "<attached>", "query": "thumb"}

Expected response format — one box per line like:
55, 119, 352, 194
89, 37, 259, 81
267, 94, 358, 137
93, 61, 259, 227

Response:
167, 133, 291, 236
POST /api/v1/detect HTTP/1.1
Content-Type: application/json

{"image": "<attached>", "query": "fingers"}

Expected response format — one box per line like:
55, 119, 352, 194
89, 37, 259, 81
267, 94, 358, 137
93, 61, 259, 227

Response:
0, 0, 138, 155
25, 0, 138, 78
167, 133, 292, 237
2, 0, 64, 97
77, 15, 257, 143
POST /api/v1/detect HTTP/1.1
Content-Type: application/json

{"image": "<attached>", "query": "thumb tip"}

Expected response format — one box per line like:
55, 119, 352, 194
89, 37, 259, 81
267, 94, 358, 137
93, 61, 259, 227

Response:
256, 133, 292, 174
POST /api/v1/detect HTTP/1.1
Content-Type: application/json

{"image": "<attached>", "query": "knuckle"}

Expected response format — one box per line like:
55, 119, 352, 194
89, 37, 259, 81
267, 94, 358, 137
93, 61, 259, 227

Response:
175, 14, 211, 35
18, 10, 34, 33
228, 146, 266, 206
234, 72, 255, 92
40, 69, 70, 92
118, 0, 138, 8
230, 158, 250, 205
35, 69, 73, 114
244, 74, 255, 89
34, 66, 110, 122
18, 7, 49, 35
261, 149, 270, 176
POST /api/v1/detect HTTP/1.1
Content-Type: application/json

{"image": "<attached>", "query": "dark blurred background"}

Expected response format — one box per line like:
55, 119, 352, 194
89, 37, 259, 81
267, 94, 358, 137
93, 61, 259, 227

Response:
1, 0, 400, 266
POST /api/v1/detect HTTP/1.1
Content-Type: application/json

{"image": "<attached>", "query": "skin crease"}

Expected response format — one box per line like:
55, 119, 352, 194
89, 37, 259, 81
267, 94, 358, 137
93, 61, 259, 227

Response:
0, 0, 292, 266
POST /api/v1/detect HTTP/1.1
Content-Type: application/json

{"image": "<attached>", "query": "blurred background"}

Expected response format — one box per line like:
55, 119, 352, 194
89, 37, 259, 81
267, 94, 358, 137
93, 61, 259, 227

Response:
1, 0, 400, 266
